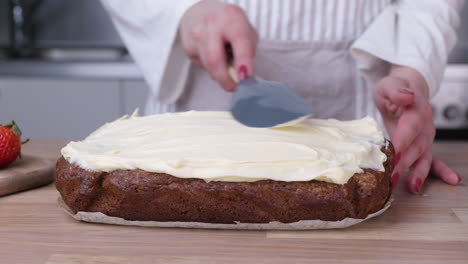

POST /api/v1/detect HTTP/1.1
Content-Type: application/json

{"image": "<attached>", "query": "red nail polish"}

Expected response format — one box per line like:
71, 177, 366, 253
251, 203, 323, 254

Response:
394, 152, 401, 166
399, 87, 414, 95
415, 178, 423, 193
238, 65, 248, 80
392, 173, 400, 189
457, 174, 463, 184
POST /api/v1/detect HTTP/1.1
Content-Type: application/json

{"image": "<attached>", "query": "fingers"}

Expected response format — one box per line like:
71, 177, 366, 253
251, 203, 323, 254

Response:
430, 157, 462, 185
406, 150, 432, 194
391, 108, 425, 155
375, 77, 415, 112
223, 5, 258, 78
180, 3, 257, 91
390, 86, 415, 107
376, 66, 462, 193
394, 128, 433, 175
229, 38, 256, 79
199, 31, 236, 91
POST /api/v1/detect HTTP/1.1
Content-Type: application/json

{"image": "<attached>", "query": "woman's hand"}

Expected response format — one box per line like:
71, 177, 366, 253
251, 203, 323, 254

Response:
374, 65, 462, 194
179, 0, 258, 91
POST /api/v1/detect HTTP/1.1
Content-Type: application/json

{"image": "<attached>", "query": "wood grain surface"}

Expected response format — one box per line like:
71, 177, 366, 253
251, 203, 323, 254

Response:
0, 154, 54, 196
0, 140, 467, 264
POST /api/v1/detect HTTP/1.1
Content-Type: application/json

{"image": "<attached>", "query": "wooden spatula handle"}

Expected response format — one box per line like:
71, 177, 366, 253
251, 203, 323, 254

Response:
225, 44, 239, 83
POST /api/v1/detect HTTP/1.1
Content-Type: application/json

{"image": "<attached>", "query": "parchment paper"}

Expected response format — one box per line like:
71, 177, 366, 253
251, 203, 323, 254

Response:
58, 196, 392, 230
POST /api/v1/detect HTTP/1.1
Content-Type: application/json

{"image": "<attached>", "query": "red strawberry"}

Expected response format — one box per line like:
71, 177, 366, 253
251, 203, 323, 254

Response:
0, 121, 28, 168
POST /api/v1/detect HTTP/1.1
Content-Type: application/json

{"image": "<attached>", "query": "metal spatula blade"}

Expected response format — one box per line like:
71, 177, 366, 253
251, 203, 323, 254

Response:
225, 44, 312, 127
230, 76, 313, 128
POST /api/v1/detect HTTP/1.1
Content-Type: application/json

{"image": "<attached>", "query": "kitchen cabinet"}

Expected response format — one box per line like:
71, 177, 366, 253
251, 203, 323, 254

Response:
0, 78, 147, 140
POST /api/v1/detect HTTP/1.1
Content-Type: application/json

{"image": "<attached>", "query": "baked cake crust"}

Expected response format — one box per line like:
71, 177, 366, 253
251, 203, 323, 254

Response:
55, 143, 394, 224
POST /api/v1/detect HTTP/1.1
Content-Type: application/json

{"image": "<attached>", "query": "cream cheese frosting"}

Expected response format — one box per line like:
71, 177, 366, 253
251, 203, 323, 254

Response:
61, 111, 387, 184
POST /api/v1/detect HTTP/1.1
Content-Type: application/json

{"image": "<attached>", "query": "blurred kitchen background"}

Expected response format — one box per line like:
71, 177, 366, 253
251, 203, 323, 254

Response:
0, 0, 467, 140
0, 0, 145, 140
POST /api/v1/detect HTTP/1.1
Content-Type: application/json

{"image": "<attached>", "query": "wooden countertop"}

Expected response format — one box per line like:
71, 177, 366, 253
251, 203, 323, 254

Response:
1, 140, 467, 264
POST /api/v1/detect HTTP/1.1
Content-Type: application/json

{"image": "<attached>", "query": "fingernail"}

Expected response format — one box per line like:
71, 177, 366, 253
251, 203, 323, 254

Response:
399, 87, 414, 95
238, 65, 248, 81
457, 174, 463, 184
414, 178, 423, 193
394, 152, 401, 166
392, 173, 400, 189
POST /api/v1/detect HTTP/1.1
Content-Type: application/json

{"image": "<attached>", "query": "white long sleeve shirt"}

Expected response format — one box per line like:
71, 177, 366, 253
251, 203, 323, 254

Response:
100, 0, 462, 115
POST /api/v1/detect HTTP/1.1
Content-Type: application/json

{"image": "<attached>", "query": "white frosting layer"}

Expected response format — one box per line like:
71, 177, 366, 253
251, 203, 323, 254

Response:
61, 111, 386, 184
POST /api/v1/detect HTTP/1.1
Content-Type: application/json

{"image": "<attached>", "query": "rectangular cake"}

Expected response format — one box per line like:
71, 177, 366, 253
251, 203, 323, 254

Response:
55, 111, 394, 224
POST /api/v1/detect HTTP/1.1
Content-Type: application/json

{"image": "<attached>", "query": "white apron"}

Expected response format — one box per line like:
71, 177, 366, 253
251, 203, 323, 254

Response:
174, 0, 390, 122
177, 41, 362, 121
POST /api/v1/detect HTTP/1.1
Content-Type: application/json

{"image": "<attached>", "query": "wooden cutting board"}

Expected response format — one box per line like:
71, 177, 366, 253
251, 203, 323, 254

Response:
0, 154, 54, 197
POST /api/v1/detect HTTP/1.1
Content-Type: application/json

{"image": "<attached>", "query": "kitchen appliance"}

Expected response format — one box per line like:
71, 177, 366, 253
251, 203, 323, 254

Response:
432, 3, 468, 139
431, 66, 468, 130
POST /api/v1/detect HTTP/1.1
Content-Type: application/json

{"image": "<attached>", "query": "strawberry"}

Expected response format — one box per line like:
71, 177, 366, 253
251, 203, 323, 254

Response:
0, 121, 28, 168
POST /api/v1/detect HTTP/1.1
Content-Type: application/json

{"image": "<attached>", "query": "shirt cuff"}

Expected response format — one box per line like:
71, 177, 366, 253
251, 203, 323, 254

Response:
351, 3, 459, 98
352, 39, 437, 98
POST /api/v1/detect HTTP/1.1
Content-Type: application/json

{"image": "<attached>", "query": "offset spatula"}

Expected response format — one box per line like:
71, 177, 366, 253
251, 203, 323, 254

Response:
226, 45, 313, 128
